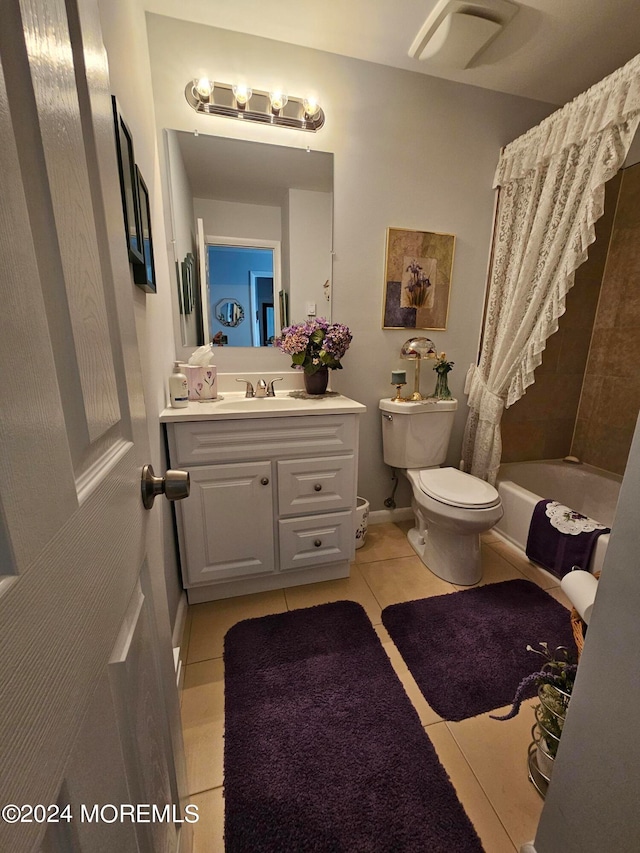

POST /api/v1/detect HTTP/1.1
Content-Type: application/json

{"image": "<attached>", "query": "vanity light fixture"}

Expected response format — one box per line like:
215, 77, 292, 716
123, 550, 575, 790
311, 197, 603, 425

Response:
303, 97, 321, 119
269, 91, 288, 114
232, 84, 252, 109
185, 79, 325, 132
194, 77, 213, 102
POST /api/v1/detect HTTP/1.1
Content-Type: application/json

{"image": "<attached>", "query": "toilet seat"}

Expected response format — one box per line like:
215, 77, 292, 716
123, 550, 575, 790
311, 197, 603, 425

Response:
416, 467, 500, 509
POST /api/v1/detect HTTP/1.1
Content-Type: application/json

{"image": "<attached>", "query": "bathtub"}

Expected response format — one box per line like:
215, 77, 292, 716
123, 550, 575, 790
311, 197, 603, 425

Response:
495, 459, 622, 576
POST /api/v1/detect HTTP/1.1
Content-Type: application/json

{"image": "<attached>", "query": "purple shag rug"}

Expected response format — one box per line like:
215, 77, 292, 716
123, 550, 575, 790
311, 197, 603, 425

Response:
382, 579, 576, 722
224, 600, 484, 852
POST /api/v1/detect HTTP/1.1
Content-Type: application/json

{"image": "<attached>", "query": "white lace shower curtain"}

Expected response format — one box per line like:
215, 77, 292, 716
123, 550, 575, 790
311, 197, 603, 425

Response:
462, 53, 640, 483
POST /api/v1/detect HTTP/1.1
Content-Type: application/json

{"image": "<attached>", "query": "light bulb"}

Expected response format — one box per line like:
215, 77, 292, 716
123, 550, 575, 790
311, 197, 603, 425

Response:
269, 91, 288, 113
303, 97, 321, 119
232, 84, 253, 107
195, 77, 213, 101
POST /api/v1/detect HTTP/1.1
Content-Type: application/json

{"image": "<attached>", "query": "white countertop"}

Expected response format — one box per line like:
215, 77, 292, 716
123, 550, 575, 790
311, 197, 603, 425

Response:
160, 392, 367, 422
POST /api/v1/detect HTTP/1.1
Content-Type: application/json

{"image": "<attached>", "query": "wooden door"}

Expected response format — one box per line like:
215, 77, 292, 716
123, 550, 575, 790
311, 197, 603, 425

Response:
0, 1, 187, 851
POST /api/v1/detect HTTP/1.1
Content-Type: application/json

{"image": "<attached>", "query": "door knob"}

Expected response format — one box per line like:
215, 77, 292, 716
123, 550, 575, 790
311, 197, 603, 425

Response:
141, 464, 190, 510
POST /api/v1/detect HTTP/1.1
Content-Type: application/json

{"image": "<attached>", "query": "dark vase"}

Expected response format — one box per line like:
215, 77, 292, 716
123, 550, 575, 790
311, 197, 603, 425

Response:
303, 367, 329, 395
433, 370, 453, 400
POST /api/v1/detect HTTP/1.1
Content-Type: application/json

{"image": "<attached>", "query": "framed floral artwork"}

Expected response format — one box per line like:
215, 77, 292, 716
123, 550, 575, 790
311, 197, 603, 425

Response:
382, 227, 455, 330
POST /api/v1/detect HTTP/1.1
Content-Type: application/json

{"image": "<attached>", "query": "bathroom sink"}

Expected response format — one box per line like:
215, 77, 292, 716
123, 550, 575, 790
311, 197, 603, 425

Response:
160, 392, 367, 422
213, 396, 303, 412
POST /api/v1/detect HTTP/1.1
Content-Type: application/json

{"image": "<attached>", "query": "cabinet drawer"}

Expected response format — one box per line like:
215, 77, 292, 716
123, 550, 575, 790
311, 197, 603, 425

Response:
169, 414, 357, 467
277, 455, 355, 518
279, 511, 353, 572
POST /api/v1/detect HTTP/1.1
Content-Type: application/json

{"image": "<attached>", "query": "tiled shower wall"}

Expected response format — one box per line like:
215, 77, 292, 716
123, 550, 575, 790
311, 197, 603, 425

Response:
571, 162, 640, 475
501, 173, 622, 465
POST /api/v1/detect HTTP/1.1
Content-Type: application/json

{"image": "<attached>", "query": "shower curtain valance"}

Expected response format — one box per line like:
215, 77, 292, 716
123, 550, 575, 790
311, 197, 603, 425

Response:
494, 58, 640, 185
462, 53, 640, 484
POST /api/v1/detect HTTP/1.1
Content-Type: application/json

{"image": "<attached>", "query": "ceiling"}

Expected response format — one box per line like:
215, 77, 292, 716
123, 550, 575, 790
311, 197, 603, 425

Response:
172, 132, 333, 206
143, 0, 640, 106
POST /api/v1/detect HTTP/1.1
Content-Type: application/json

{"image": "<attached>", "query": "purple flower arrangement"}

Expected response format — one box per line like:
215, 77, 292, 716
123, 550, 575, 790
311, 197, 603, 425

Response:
490, 643, 577, 723
275, 318, 352, 375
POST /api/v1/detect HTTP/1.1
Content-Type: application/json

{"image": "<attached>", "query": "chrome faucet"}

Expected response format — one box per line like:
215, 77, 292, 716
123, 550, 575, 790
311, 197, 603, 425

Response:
266, 378, 283, 397
236, 378, 255, 398
236, 377, 283, 398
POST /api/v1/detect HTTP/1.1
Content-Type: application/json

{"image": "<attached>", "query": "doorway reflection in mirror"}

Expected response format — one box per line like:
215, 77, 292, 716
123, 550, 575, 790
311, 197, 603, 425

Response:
208, 244, 273, 347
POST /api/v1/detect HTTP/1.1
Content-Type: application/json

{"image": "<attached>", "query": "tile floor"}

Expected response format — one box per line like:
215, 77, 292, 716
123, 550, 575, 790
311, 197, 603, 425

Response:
180, 522, 573, 852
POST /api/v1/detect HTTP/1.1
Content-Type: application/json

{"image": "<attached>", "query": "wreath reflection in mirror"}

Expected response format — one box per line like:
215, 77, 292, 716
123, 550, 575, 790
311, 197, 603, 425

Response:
215, 298, 245, 327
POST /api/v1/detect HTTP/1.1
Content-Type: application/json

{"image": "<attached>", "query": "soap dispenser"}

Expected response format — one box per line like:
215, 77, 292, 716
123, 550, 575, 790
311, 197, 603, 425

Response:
169, 362, 189, 408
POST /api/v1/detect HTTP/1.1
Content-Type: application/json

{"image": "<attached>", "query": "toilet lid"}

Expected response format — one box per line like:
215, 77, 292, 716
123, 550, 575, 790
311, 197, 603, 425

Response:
417, 467, 500, 508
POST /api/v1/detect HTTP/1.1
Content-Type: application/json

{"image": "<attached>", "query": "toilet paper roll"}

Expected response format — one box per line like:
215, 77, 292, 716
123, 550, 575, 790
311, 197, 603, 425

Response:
561, 570, 599, 625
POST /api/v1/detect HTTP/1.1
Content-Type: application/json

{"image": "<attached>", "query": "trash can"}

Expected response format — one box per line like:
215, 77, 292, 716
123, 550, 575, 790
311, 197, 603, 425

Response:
355, 496, 370, 549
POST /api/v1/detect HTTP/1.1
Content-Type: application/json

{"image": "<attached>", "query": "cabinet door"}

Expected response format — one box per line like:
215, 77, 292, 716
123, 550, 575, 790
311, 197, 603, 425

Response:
179, 462, 275, 585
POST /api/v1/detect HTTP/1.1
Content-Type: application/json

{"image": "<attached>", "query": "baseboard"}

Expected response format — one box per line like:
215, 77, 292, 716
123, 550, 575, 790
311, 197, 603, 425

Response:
369, 507, 413, 525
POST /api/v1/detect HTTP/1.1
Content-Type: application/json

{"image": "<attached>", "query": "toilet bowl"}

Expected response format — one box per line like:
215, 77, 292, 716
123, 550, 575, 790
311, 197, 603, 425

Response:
405, 467, 503, 584
379, 397, 503, 585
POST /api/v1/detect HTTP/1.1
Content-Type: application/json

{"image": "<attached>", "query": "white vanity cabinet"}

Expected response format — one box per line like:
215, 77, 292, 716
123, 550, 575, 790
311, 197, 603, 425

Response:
162, 399, 365, 603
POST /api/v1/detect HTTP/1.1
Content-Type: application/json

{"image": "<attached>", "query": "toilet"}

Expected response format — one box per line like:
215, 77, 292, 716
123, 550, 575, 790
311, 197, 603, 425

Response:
379, 397, 503, 585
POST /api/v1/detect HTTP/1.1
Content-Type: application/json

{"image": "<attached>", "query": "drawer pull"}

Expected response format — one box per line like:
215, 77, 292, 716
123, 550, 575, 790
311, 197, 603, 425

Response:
314, 483, 322, 492
261, 477, 270, 485
314, 539, 322, 547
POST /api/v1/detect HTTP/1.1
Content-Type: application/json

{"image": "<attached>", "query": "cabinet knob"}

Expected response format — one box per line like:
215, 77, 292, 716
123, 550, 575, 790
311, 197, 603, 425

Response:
314, 539, 322, 547
314, 483, 322, 492
261, 477, 270, 485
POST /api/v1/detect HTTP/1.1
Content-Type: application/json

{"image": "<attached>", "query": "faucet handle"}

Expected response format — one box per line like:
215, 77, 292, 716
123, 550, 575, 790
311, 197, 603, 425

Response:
236, 378, 255, 397
267, 378, 283, 397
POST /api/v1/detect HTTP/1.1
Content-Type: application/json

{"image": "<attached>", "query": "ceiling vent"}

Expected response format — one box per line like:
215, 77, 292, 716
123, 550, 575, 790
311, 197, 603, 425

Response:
409, 0, 519, 69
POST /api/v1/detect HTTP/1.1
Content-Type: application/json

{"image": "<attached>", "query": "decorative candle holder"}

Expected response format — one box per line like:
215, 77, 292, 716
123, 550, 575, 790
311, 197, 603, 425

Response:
390, 369, 409, 402
391, 382, 409, 402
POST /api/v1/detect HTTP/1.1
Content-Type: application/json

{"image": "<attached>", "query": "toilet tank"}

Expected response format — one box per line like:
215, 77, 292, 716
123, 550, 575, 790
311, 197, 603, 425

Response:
379, 398, 457, 469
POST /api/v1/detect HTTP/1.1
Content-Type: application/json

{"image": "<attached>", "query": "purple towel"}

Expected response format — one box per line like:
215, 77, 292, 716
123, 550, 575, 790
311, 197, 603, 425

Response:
526, 499, 610, 579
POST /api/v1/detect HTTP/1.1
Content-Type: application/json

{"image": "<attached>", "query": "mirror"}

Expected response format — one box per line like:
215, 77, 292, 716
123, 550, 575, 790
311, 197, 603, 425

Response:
215, 298, 244, 327
164, 130, 334, 354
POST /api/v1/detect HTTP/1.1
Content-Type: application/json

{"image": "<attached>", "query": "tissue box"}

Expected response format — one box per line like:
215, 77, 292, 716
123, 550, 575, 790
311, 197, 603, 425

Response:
183, 364, 217, 401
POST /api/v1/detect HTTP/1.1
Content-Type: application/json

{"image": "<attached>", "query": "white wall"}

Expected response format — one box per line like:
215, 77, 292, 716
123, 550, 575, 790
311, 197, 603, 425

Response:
534, 413, 640, 852
287, 189, 333, 322
194, 198, 281, 241
97, 0, 183, 628
146, 14, 554, 514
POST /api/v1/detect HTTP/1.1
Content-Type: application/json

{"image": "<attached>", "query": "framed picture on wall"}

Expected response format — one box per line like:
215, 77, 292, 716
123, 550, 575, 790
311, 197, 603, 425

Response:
382, 227, 455, 330
111, 97, 144, 265
132, 167, 156, 293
